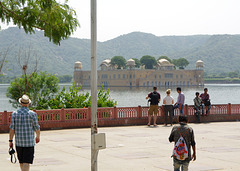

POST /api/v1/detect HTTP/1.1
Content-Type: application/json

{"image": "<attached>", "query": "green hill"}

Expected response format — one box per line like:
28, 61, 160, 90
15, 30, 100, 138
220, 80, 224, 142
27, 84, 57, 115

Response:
1, 27, 240, 76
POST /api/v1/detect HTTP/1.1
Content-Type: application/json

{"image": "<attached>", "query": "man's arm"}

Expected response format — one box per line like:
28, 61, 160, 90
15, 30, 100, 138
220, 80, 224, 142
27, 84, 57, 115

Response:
9, 129, 15, 148
192, 145, 196, 161
35, 129, 40, 143
146, 92, 151, 99
169, 127, 175, 143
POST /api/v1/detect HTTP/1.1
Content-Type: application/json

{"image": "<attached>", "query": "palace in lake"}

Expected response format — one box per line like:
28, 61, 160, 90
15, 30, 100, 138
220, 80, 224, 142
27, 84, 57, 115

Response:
73, 59, 204, 87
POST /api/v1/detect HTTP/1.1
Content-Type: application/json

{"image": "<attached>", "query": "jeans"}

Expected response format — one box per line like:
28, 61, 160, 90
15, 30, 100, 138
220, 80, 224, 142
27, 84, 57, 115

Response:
194, 105, 201, 122
173, 158, 190, 171
164, 105, 173, 125
173, 104, 184, 115
201, 104, 211, 114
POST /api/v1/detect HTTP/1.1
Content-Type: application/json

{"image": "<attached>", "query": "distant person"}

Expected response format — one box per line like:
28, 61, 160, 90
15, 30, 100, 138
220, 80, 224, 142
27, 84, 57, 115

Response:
169, 115, 196, 171
200, 88, 211, 116
173, 87, 185, 115
9, 95, 40, 171
163, 89, 174, 126
193, 92, 202, 122
146, 86, 161, 126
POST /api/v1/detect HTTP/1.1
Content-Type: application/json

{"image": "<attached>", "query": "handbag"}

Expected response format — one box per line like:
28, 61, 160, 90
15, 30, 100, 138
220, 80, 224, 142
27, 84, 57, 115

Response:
204, 100, 211, 106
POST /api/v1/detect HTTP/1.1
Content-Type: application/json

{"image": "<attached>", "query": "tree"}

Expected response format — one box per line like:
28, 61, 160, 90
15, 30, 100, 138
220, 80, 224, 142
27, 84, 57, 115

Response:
132, 58, 141, 68
157, 56, 172, 63
111, 56, 126, 69
6, 72, 59, 109
0, 0, 79, 45
48, 83, 91, 109
0, 47, 9, 75
172, 58, 189, 69
140, 55, 157, 69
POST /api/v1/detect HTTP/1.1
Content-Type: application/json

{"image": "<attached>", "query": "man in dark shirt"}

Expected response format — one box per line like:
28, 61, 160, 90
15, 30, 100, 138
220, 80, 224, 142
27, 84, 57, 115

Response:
146, 86, 161, 126
169, 115, 196, 171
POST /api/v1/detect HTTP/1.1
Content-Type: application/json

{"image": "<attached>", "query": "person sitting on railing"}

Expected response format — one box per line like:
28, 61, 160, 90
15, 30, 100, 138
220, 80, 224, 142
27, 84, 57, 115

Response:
193, 92, 202, 122
173, 87, 185, 115
200, 88, 211, 116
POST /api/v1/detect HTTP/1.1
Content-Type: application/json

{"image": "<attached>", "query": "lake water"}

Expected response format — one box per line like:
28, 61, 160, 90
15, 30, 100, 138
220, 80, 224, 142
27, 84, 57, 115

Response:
0, 84, 238, 112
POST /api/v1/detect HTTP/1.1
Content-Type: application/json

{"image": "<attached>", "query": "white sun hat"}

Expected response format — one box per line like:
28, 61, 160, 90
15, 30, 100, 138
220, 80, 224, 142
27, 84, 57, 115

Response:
18, 95, 32, 104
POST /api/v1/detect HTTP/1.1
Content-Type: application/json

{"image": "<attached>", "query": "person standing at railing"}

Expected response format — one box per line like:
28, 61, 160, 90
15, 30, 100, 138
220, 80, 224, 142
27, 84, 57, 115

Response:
9, 95, 40, 171
194, 92, 202, 122
163, 89, 174, 126
200, 88, 211, 116
173, 87, 185, 115
146, 86, 161, 127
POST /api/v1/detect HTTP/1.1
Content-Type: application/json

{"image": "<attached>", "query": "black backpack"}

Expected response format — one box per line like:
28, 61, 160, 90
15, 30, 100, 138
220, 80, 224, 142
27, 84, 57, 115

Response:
150, 92, 159, 105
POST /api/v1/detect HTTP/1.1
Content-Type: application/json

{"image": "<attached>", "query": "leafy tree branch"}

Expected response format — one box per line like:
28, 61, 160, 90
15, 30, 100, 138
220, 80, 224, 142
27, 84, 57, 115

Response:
0, 0, 80, 45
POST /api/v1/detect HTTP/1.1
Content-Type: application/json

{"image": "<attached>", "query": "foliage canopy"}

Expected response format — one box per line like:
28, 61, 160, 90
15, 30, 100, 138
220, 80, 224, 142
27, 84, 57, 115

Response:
6, 72, 59, 109
140, 55, 157, 69
6, 72, 116, 109
111, 56, 126, 69
0, 0, 79, 44
172, 58, 189, 69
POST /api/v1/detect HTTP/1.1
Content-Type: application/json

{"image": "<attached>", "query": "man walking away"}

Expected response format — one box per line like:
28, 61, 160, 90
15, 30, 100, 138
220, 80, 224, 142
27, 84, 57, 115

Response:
146, 86, 161, 126
173, 87, 185, 115
169, 115, 196, 171
9, 95, 40, 171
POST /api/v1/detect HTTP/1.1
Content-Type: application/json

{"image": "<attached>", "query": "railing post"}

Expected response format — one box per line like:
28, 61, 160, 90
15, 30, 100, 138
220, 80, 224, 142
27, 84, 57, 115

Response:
138, 105, 142, 118
184, 104, 188, 115
160, 105, 164, 117
87, 107, 91, 120
228, 103, 231, 115
61, 108, 65, 121
3, 111, 8, 125
113, 106, 117, 119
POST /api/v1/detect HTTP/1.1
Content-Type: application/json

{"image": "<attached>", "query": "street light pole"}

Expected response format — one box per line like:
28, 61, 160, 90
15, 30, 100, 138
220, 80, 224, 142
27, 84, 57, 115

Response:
91, 0, 98, 171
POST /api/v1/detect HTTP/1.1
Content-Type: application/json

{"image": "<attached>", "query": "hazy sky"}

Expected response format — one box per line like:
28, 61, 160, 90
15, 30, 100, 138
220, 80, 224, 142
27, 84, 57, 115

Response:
1, 0, 240, 41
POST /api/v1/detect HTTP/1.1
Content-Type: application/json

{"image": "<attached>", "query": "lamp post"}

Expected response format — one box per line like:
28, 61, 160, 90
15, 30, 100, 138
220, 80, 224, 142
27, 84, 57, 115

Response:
91, 0, 98, 170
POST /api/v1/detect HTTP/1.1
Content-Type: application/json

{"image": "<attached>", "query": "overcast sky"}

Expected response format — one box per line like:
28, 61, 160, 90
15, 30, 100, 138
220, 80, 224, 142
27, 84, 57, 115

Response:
1, 0, 240, 42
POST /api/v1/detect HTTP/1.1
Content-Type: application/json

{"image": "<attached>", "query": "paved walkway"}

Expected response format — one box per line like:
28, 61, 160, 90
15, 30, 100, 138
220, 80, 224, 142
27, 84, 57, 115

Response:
0, 121, 240, 171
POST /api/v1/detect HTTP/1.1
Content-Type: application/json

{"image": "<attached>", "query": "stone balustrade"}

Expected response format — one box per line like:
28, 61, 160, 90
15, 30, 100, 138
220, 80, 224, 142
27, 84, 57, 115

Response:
1, 103, 239, 133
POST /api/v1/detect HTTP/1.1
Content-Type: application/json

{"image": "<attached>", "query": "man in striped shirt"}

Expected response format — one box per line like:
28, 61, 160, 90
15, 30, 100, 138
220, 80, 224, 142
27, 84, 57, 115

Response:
9, 95, 40, 171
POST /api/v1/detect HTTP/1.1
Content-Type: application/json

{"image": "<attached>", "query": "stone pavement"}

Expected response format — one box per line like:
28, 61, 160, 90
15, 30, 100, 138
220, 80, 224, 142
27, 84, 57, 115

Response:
0, 121, 240, 171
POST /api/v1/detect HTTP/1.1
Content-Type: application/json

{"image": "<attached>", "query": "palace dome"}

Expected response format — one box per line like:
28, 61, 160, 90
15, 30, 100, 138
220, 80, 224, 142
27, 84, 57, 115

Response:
196, 60, 204, 68
74, 61, 82, 69
127, 59, 136, 66
158, 59, 171, 65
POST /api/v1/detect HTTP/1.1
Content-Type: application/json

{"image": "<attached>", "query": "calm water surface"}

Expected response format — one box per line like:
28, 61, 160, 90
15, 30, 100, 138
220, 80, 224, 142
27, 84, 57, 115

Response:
0, 84, 239, 112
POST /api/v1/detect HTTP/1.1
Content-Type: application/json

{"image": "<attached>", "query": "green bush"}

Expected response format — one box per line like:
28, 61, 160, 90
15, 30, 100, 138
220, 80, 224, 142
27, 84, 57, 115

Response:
6, 72, 117, 109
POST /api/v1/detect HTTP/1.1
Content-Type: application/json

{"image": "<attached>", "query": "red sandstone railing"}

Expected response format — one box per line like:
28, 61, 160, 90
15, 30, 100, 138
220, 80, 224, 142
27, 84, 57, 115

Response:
1, 103, 239, 132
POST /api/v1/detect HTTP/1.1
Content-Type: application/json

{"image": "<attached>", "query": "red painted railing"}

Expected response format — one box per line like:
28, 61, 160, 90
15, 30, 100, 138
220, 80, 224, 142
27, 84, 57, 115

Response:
1, 104, 240, 132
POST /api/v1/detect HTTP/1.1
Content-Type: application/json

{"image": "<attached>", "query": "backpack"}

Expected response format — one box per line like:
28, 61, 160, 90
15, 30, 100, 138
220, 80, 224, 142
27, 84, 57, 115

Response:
172, 127, 190, 160
150, 92, 159, 105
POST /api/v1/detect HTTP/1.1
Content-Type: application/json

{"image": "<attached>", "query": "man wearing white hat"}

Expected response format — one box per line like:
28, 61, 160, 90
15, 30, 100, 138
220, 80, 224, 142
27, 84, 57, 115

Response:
9, 95, 40, 171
